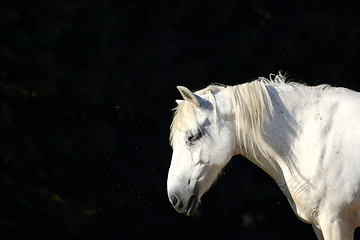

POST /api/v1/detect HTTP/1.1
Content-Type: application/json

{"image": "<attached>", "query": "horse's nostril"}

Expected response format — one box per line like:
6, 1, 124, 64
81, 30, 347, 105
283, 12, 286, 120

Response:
171, 195, 178, 206
171, 195, 184, 209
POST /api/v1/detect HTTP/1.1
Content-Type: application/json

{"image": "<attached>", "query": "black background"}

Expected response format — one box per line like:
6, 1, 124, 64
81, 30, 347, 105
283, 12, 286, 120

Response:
1, 0, 360, 239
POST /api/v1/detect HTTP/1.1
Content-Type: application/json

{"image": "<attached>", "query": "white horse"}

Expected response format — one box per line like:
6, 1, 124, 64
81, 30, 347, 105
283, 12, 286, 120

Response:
167, 73, 360, 240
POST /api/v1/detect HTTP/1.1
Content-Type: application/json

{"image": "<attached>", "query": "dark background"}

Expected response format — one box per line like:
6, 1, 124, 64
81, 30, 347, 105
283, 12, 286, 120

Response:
1, 0, 360, 239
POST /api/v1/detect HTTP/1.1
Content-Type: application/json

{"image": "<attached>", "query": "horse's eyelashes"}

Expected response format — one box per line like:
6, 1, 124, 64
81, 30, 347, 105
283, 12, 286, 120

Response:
188, 131, 204, 143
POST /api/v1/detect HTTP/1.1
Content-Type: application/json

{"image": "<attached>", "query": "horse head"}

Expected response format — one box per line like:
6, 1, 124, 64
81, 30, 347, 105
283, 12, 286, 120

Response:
167, 86, 236, 215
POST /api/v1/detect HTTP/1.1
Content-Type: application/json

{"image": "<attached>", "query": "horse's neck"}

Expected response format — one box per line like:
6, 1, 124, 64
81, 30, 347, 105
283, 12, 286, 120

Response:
237, 84, 310, 184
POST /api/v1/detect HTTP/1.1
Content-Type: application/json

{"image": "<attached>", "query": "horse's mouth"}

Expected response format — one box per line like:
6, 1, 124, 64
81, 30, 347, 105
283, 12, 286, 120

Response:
186, 195, 199, 216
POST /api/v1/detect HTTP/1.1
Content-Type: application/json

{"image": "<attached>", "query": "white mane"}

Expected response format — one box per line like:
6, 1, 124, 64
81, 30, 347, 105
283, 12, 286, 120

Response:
229, 77, 274, 162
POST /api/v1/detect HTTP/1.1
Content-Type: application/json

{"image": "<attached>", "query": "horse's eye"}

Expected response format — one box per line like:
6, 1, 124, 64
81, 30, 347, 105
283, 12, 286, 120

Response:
188, 131, 203, 144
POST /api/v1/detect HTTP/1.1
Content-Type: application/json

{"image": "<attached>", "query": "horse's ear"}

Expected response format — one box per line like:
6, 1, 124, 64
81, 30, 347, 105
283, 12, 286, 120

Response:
177, 86, 204, 107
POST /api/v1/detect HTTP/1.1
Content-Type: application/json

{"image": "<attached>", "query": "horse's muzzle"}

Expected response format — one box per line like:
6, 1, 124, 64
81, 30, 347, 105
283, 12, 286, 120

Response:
170, 194, 199, 215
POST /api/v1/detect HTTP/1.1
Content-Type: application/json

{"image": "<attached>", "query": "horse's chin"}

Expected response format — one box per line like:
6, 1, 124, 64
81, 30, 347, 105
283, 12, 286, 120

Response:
186, 195, 199, 216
